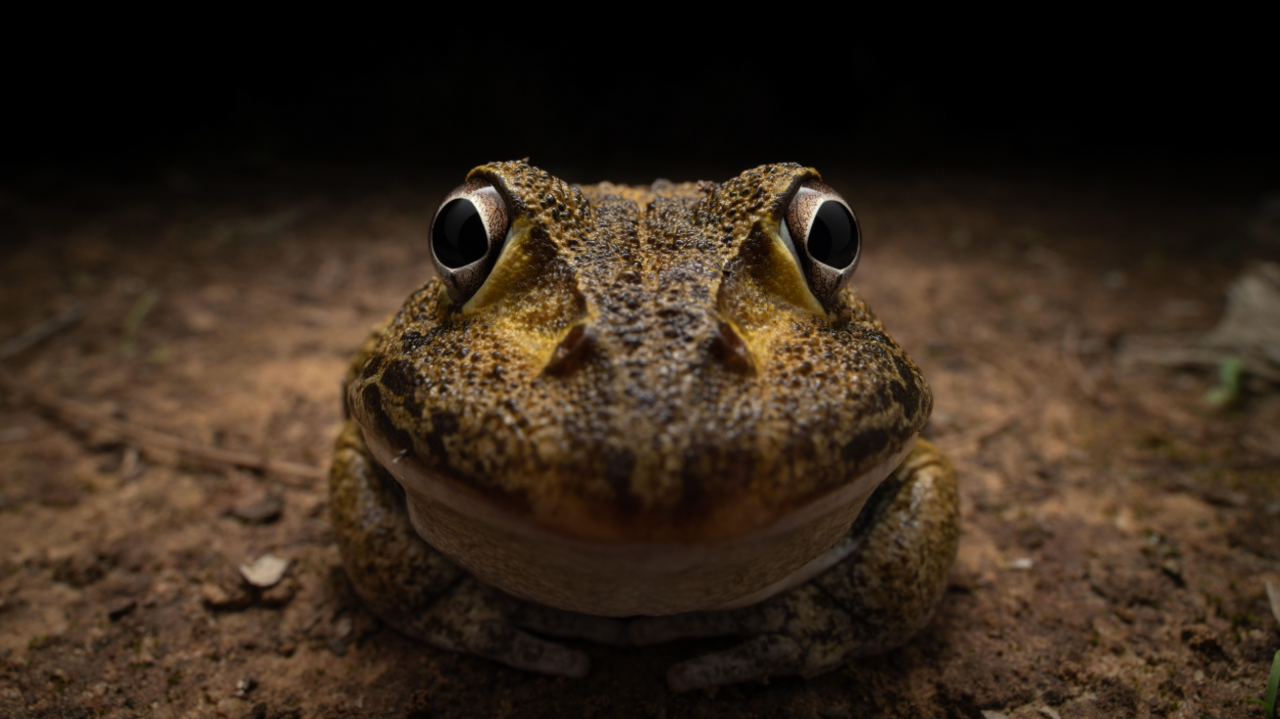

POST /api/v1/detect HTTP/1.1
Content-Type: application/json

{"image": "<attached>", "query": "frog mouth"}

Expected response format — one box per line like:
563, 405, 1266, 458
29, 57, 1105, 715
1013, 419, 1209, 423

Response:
357, 423, 916, 615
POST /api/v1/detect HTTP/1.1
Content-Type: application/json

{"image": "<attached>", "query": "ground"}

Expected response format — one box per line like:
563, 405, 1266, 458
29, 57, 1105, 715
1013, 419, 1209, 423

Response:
1, 166, 1278, 718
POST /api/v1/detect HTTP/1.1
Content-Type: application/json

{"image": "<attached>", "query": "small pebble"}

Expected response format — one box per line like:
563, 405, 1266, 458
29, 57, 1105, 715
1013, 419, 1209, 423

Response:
239, 554, 289, 588
260, 578, 297, 606
231, 496, 284, 524
106, 599, 137, 621
201, 582, 250, 610
1009, 557, 1035, 570
235, 675, 257, 697
0, 427, 30, 442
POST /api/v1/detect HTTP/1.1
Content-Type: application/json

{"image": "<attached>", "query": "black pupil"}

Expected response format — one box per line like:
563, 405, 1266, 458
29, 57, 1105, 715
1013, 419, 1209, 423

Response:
807, 201, 858, 269
432, 199, 489, 268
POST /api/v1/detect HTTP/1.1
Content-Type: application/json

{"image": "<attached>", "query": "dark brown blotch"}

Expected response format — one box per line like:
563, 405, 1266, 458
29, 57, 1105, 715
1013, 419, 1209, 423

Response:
380, 358, 418, 400
360, 384, 414, 456
857, 328, 892, 347
602, 446, 639, 512
400, 330, 428, 353
672, 466, 712, 525
890, 355, 924, 421
841, 428, 892, 469
422, 429, 446, 464
670, 442, 757, 525
431, 410, 459, 435
889, 380, 920, 422
417, 405, 461, 464
719, 447, 755, 493
360, 354, 383, 380
402, 396, 423, 419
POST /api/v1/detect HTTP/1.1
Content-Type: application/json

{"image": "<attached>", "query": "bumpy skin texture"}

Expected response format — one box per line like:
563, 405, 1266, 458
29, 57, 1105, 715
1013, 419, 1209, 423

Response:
329, 161, 961, 690
345, 161, 932, 543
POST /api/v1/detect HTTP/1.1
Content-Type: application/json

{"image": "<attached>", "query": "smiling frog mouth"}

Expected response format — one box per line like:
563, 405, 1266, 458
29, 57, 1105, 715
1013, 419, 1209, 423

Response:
357, 421, 917, 616
360, 419, 915, 547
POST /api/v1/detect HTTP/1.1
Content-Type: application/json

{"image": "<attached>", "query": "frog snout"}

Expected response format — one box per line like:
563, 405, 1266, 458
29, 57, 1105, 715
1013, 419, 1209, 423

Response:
544, 314, 757, 380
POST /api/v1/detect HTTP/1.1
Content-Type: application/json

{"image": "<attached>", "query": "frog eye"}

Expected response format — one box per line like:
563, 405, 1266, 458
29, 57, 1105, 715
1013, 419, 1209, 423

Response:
429, 179, 512, 304
783, 181, 861, 304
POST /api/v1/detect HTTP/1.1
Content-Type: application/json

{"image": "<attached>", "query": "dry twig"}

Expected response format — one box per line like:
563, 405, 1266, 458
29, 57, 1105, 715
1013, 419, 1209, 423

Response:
0, 303, 84, 361
0, 366, 325, 483
1117, 263, 1280, 383
962, 345, 1036, 399
1060, 323, 1106, 406
1266, 580, 1280, 628
935, 414, 1018, 452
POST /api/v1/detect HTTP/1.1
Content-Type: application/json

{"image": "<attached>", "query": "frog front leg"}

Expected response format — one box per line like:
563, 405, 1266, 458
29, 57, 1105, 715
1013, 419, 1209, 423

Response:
330, 420, 626, 677
631, 438, 960, 692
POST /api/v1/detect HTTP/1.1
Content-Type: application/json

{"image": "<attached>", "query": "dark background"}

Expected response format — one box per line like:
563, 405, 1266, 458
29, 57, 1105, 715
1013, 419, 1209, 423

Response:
4, 28, 1275, 193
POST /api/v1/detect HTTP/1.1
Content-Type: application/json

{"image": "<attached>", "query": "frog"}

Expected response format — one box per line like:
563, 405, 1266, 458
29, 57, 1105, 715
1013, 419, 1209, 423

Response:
329, 160, 960, 692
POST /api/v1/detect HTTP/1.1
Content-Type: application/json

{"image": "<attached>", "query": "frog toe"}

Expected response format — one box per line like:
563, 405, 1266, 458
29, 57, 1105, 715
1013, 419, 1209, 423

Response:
392, 578, 591, 678
460, 621, 591, 678
509, 603, 632, 647
665, 634, 805, 692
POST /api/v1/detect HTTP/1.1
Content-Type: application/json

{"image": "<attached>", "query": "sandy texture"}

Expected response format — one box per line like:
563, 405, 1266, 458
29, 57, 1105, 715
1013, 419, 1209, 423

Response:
1, 168, 1278, 718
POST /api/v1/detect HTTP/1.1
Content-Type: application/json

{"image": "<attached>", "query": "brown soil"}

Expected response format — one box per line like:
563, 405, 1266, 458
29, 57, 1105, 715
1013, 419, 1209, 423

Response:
2, 167, 1278, 719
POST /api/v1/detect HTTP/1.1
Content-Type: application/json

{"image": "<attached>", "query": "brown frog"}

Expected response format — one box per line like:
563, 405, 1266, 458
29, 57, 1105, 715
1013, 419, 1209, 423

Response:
330, 160, 959, 692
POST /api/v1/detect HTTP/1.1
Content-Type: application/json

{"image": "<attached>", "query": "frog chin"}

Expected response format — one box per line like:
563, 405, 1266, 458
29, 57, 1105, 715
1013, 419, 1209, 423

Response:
359, 425, 917, 616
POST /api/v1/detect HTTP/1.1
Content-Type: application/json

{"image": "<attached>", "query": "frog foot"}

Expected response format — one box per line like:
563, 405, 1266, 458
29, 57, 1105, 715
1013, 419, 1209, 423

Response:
630, 439, 960, 692
330, 420, 627, 678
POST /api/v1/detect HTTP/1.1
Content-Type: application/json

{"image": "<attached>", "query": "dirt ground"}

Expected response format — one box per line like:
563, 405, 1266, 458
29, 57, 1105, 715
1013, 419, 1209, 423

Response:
1, 166, 1278, 719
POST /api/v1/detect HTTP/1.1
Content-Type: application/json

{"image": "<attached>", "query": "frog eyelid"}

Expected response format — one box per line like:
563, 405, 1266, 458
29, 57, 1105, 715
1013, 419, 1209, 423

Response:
782, 181, 861, 305
429, 180, 513, 304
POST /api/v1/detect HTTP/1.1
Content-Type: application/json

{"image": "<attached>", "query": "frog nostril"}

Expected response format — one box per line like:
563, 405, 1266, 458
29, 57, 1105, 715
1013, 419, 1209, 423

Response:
544, 324, 595, 377
708, 321, 754, 375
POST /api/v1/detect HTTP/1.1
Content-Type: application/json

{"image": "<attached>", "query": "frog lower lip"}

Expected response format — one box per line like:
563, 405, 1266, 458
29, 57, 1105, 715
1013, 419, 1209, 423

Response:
356, 422, 915, 616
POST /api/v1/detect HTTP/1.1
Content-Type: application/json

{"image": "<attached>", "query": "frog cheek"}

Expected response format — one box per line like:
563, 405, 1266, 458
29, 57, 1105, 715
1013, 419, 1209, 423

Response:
783, 181, 861, 305
430, 179, 512, 304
